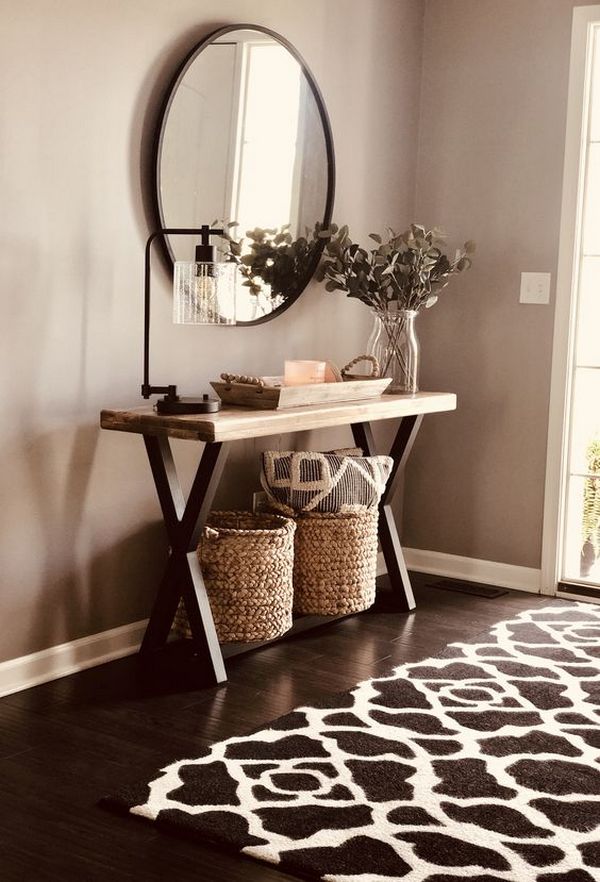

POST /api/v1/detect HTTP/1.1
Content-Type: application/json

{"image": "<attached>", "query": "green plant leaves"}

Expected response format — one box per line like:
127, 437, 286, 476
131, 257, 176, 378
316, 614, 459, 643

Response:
315, 223, 475, 311
219, 221, 328, 302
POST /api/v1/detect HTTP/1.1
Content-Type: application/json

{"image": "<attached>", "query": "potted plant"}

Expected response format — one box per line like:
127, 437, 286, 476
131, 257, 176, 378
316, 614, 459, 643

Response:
316, 224, 475, 393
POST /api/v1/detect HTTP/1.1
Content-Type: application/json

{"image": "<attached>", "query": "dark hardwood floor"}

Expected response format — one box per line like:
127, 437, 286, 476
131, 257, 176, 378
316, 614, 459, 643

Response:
0, 574, 551, 881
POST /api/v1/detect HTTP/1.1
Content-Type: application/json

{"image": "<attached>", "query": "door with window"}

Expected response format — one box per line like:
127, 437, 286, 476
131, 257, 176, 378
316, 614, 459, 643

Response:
544, 6, 600, 599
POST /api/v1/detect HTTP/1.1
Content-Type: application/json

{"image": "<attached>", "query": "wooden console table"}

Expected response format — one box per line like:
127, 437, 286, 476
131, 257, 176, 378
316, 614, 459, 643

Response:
101, 392, 456, 684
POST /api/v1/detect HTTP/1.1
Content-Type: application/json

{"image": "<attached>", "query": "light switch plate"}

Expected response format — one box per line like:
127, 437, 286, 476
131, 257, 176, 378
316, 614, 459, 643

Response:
520, 272, 551, 304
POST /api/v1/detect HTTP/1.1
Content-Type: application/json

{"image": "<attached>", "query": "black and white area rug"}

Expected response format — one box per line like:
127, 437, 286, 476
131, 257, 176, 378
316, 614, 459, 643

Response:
106, 604, 600, 881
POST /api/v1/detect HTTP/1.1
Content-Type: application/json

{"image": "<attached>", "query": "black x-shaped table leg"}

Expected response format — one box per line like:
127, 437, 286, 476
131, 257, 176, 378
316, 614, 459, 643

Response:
139, 435, 230, 684
352, 416, 423, 611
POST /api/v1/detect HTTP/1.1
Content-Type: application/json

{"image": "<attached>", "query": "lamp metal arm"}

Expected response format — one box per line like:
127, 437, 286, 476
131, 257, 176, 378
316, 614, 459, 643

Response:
142, 226, 224, 400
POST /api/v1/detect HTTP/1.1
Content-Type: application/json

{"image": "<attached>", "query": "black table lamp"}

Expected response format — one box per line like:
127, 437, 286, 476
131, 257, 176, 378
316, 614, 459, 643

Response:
141, 226, 237, 414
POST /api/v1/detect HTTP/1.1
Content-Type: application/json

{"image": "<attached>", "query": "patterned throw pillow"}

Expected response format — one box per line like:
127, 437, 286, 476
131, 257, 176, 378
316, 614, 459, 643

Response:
261, 451, 393, 514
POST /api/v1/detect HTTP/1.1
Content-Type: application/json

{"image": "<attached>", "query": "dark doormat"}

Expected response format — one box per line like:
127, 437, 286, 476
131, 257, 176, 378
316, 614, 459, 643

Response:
427, 578, 509, 598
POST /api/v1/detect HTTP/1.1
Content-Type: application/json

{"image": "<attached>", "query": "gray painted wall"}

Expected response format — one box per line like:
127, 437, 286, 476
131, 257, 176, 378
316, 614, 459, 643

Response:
0, 0, 423, 663
404, 0, 595, 569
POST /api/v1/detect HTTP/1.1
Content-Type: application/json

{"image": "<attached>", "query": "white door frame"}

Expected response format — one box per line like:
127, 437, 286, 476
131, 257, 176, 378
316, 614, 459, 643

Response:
541, 6, 600, 595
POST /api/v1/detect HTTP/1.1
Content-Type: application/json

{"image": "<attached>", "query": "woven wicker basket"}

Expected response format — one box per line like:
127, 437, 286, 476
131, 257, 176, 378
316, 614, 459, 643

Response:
292, 509, 379, 615
174, 511, 296, 643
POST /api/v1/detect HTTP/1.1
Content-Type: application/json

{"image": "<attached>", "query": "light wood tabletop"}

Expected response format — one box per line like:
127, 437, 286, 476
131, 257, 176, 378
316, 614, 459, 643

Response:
101, 391, 457, 443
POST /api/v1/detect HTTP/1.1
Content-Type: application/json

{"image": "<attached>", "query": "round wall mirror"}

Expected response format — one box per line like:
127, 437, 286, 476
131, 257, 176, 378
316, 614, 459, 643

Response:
153, 24, 335, 325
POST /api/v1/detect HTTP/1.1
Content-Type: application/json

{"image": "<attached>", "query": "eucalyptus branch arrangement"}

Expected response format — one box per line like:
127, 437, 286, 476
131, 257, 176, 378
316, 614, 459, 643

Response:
316, 223, 475, 313
316, 223, 475, 390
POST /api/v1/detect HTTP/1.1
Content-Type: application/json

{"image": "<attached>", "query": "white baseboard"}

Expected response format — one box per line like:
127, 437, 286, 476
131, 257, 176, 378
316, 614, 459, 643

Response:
0, 618, 148, 699
0, 550, 541, 699
377, 548, 541, 594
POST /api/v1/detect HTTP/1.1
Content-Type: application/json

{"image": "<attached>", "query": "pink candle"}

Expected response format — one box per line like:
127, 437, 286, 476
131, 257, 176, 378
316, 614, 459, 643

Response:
284, 360, 326, 386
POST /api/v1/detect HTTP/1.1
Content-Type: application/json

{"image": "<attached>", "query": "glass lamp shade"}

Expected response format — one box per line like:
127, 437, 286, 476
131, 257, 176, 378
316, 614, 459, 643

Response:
173, 261, 237, 324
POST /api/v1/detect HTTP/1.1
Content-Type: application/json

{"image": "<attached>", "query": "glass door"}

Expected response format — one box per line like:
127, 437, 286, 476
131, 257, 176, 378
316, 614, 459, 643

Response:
554, 18, 600, 596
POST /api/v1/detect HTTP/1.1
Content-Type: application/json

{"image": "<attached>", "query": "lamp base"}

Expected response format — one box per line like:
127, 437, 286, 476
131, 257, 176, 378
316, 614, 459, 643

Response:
156, 395, 221, 415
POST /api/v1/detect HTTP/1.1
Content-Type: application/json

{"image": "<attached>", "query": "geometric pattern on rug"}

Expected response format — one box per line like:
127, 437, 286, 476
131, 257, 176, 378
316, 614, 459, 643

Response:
106, 604, 600, 881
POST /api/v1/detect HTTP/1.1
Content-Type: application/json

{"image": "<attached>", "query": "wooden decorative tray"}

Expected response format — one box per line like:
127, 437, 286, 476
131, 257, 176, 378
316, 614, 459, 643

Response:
210, 377, 392, 410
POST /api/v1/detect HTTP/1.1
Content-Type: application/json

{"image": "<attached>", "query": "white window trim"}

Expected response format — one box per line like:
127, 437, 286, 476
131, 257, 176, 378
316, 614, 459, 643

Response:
541, 6, 600, 594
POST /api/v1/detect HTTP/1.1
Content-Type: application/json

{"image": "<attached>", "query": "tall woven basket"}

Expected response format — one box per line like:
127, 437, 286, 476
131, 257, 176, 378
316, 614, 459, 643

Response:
293, 509, 379, 615
174, 511, 295, 643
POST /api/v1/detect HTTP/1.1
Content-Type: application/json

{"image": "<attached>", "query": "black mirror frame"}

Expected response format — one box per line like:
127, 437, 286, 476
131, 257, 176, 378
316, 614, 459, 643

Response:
151, 23, 336, 326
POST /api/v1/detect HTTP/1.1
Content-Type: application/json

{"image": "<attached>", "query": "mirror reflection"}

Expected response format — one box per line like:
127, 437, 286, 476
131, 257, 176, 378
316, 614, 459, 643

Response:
157, 27, 334, 323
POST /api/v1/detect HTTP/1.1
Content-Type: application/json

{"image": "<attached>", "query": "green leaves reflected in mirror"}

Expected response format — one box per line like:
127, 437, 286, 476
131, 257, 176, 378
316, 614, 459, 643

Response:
316, 223, 475, 312
220, 221, 327, 319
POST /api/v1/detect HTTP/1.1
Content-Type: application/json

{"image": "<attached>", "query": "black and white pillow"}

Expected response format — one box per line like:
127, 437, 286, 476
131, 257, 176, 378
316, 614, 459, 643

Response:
261, 451, 392, 514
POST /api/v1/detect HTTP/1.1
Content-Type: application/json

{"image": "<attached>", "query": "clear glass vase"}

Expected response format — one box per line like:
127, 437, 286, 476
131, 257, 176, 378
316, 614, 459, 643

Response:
367, 307, 420, 394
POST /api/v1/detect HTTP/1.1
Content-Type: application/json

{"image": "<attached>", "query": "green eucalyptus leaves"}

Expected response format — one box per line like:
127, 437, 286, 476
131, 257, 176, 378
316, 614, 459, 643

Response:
316, 223, 475, 312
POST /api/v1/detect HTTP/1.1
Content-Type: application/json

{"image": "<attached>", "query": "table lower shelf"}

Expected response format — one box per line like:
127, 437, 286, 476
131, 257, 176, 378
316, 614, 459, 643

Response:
136, 614, 356, 688
156, 610, 360, 665
137, 575, 409, 689
221, 611, 357, 658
